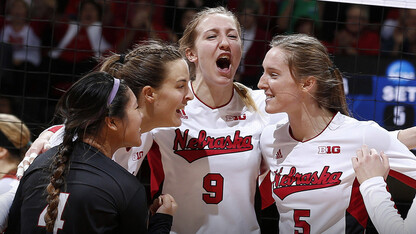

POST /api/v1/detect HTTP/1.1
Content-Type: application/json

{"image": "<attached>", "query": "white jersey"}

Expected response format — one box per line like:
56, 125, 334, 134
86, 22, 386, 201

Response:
260, 112, 416, 234
146, 87, 285, 234
360, 176, 416, 234
47, 84, 289, 233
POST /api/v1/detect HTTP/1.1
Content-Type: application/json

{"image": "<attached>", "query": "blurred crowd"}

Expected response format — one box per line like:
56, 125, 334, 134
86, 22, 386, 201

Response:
0, 0, 415, 133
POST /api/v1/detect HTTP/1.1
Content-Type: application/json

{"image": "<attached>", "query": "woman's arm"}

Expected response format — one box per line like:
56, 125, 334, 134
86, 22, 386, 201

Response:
397, 126, 416, 150
352, 145, 416, 234
16, 125, 63, 178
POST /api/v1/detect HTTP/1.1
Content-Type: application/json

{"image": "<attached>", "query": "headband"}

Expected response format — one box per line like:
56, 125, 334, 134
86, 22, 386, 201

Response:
119, 54, 125, 64
0, 130, 21, 157
107, 78, 120, 106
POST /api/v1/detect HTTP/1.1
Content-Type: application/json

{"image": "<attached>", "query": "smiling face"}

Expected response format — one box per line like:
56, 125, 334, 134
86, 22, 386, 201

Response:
188, 13, 242, 85
258, 47, 303, 114
152, 59, 193, 127
120, 88, 143, 147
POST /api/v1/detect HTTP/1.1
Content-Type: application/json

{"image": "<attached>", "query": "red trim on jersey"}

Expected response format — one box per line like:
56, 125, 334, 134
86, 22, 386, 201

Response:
2, 173, 17, 180
288, 112, 337, 143
346, 179, 368, 227
389, 170, 416, 188
148, 141, 165, 198
259, 171, 275, 210
190, 81, 234, 109
48, 125, 64, 133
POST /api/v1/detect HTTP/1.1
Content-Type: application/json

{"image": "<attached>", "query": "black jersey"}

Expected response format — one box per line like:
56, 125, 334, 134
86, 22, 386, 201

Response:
7, 142, 171, 233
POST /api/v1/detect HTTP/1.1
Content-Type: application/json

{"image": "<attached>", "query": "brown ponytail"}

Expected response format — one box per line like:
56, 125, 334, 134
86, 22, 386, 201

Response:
99, 41, 183, 97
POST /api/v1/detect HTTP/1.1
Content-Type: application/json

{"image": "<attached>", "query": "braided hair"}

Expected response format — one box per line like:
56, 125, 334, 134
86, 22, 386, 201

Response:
44, 72, 129, 231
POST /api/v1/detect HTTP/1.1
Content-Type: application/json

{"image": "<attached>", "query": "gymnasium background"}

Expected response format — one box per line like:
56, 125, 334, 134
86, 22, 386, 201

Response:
1, 0, 415, 233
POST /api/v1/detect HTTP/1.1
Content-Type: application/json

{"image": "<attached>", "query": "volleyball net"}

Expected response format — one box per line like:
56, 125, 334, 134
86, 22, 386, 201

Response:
1, 0, 415, 136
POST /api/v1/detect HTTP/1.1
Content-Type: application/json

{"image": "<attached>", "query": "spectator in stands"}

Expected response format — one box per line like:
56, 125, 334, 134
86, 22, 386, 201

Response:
0, 0, 42, 95
276, 0, 323, 34
380, 8, 401, 43
236, 0, 270, 89
331, 4, 380, 56
116, 0, 175, 53
228, 0, 280, 32
48, 0, 112, 97
164, 0, 200, 41
293, 17, 317, 36
381, 8, 416, 56
0, 0, 41, 68
0, 42, 13, 93
0, 97, 18, 116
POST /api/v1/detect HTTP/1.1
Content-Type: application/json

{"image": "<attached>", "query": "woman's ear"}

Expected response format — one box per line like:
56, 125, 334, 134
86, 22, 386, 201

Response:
300, 76, 316, 92
185, 48, 197, 63
105, 117, 118, 131
142, 86, 156, 103
0, 147, 8, 159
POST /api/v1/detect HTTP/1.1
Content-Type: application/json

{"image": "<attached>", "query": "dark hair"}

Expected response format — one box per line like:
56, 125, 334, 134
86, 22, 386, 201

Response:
99, 40, 183, 97
6, 0, 29, 19
44, 72, 129, 232
79, 0, 102, 21
270, 34, 349, 116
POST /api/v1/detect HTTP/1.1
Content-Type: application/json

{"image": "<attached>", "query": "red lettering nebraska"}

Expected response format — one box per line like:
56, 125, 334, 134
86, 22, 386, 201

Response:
173, 129, 253, 162
272, 166, 342, 200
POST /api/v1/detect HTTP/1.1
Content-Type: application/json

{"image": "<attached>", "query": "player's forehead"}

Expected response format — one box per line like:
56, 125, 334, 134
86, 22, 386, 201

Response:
196, 13, 239, 35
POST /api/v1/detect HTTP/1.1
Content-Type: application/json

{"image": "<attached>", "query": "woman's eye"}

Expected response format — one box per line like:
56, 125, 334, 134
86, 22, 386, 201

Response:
228, 35, 238, 39
207, 35, 216, 39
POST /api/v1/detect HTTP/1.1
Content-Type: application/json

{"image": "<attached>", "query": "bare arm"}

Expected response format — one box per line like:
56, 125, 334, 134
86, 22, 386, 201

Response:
397, 126, 416, 150
16, 126, 58, 179
352, 145, 416, 233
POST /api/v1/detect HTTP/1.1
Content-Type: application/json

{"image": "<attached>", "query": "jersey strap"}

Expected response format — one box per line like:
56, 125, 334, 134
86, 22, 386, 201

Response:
148, 141, 164, 199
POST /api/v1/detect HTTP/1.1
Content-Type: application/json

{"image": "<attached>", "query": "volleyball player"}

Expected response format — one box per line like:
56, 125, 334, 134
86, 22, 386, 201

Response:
134, 7, 290, 233
6, 72, 177, 233
258, 34, 416, 233
26, 7, 283, 233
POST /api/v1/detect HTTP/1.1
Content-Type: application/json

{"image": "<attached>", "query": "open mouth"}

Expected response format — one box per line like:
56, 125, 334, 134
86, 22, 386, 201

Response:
216, 55, 231, 70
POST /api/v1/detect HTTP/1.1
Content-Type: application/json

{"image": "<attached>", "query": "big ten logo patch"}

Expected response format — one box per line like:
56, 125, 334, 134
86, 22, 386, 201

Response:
225, 114, 246, 122
132, 151, 144, 161
318, 146, 341, 154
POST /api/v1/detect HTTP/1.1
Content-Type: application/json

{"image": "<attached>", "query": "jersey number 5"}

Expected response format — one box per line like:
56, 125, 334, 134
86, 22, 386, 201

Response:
294, 209, 310, 234
38, 193, 70, 233
202, 173, 224, 204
